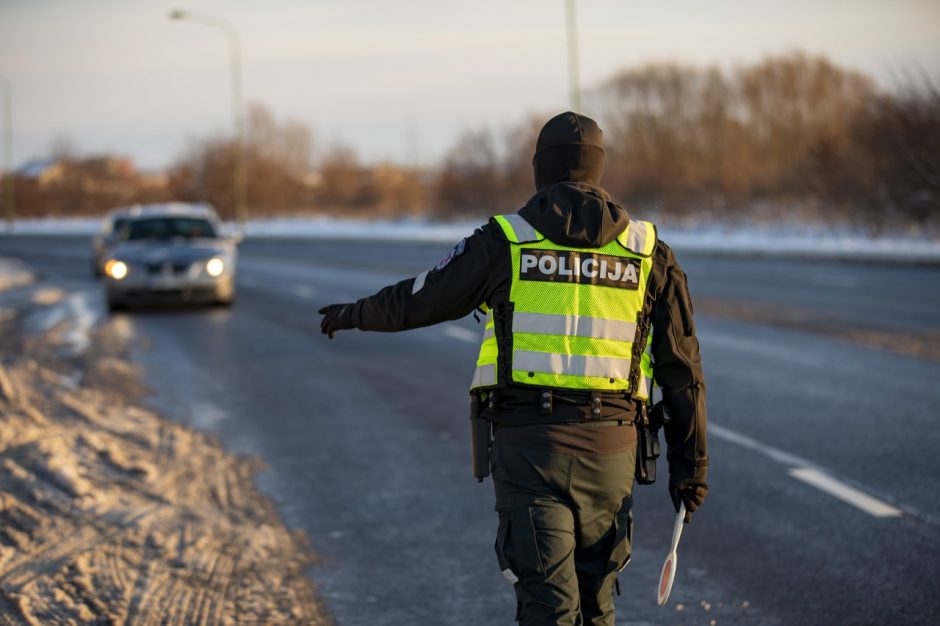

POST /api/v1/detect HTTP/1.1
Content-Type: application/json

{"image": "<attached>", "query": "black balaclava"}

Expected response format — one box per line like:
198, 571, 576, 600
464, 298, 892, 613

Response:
532, 111, 606, 190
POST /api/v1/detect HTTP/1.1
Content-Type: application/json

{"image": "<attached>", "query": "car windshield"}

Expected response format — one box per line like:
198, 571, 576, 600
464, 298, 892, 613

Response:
124, 217, 217, 241
111, 217, 129, 234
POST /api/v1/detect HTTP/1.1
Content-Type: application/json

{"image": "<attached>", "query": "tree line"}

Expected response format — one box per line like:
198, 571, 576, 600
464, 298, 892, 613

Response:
9, 52, 938, 232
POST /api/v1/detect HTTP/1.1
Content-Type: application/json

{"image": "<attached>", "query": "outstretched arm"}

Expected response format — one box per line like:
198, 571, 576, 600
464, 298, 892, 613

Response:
319, 222, 509, 337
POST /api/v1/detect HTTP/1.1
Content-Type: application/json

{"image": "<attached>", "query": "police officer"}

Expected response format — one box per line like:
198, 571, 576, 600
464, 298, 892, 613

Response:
319, 112, 708, 626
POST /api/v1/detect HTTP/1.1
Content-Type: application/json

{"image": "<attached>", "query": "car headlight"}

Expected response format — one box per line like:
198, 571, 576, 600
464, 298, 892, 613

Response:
206, 257, 225, 277
105, 260, 128, 280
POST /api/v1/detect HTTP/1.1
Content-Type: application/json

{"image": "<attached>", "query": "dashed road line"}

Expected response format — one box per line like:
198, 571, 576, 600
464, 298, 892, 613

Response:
443, 325, 479, 343
789, 467, 902, 518
709, 423, 809, 467
710, 423, 904, 519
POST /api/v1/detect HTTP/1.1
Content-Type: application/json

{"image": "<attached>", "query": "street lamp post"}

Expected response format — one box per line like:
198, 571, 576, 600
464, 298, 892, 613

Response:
565, 0, 582, 112
169, 9, 248, 225
0, 74, 14, 230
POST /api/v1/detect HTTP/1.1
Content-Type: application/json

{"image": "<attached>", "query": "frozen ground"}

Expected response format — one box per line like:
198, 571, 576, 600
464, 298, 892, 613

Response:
0, 260, 327, 625
6, 216, 940, 262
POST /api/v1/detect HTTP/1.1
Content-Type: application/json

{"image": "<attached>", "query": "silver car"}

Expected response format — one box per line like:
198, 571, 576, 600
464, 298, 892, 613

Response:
102, 203, 240, 310
91, 207, 135, 276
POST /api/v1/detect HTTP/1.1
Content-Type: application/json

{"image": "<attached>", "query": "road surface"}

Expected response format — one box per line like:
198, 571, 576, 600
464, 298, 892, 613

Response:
2, 233, 939, 625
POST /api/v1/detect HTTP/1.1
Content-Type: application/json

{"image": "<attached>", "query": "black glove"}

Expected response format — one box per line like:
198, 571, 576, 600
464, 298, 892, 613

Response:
669, 474, 708, 521
318, 303, 355, 339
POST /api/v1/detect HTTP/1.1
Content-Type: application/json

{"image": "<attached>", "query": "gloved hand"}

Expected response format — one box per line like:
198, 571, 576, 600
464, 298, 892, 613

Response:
318, 303, 355, 339
669, 474, 708, 521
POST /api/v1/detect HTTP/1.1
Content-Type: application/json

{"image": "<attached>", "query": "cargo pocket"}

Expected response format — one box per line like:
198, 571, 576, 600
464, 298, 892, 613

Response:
494, 506, 544, 585
608, 495, 634, 574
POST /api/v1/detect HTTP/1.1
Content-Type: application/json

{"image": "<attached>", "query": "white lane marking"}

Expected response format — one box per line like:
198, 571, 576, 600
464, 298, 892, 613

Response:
443, 325, 478, 343
789, 468, 903, 518
709, 423, 809, 467
190, 401, 230, 430
293, 284, 316, 299
710, 423, 903, 519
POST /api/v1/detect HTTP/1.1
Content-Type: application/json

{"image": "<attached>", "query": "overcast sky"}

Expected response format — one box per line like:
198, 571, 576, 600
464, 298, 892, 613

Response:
2, 0, 939, 170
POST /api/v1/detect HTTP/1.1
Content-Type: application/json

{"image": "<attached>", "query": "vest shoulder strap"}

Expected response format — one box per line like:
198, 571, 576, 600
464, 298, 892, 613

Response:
493, 213, 544, 244
617, 220, 657, 257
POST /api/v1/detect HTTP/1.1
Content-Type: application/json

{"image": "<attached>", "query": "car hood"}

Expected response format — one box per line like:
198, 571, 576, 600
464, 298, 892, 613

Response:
110, 239, 233, 264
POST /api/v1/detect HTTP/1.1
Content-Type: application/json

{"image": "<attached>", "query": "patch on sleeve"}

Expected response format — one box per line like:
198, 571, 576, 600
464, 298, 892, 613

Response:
501, 568, 519, 584
435, 238, 466, 270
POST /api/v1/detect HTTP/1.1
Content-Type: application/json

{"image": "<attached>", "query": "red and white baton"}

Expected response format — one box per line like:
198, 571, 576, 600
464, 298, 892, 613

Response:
657, 502, 686, 606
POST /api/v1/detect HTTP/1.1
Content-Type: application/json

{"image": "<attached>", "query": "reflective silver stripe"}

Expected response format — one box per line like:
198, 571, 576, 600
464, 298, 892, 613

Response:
626, 221, 648, 255
637, 375, 649, 398
412, 270, 428, 294
503, 214, 540, 242
471, 363, 496, 387
482, 311, 495, 341
513, 312, 636, 342
513, 350, 632, 380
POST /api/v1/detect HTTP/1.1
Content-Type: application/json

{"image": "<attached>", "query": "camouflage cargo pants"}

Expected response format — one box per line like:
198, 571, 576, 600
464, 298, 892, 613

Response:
492, 444, 635, 626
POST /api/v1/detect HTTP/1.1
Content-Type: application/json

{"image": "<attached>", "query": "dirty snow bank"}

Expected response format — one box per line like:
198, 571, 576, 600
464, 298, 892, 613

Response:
0, 273, 327, 624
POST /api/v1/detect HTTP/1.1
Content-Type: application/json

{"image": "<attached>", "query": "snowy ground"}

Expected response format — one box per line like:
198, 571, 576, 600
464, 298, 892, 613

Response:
6, 216, 940, 263
0, 259, 33, 293
0, 259, 327, 625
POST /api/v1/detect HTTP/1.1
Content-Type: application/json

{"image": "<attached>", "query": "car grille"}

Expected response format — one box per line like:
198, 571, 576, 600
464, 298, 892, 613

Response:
119, 287, 217, 302
146, 261, 192, 275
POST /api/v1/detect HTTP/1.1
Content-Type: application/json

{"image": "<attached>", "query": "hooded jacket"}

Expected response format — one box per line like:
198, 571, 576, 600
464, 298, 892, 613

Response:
347, 115, 708, 481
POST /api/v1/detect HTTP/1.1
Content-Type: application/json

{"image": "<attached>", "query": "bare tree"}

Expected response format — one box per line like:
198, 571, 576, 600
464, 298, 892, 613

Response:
435, 129, 501, 217
169, 102, 315, 217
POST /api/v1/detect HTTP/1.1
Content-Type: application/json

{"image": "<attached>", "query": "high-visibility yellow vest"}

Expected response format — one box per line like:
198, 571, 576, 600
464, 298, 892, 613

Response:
471, 213, 656, 400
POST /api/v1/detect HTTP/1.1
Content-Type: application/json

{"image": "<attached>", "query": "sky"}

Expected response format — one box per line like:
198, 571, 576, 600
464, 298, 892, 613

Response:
2, 0, 939, 171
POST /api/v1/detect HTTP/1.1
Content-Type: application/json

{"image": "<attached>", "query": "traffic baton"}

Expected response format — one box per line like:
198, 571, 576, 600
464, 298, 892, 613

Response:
657, 502, 686, 606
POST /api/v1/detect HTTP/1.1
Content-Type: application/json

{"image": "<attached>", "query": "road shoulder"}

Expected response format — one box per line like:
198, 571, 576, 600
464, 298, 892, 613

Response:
0, 261, 328, 624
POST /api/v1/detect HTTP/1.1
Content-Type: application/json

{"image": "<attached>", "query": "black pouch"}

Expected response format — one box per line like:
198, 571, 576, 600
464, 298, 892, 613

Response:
635, 424, 660, 484
469, 393, 491, 482
635, 403, 663, 485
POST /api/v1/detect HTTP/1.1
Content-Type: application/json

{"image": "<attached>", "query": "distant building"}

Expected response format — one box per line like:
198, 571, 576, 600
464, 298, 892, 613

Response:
17, 159, 65, 186
13, 155, 161, 216
82, 156, 135, 179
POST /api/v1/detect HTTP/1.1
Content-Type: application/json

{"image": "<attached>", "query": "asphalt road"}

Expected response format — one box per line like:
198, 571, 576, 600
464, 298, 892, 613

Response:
3, 233, 940, 625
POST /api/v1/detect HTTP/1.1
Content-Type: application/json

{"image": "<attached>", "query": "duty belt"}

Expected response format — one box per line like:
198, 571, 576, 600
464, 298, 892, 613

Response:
483, 388, 640, 427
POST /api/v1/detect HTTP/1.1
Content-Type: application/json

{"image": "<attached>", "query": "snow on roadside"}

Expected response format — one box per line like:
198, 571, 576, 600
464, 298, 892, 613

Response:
0, 257, 34, 292
660, 225, 940, 263
242, 215, 481, 243
6, 215, 940, 262
23, 290, 100, 357
0, 267, 327, 624
2, 217, 101, 237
